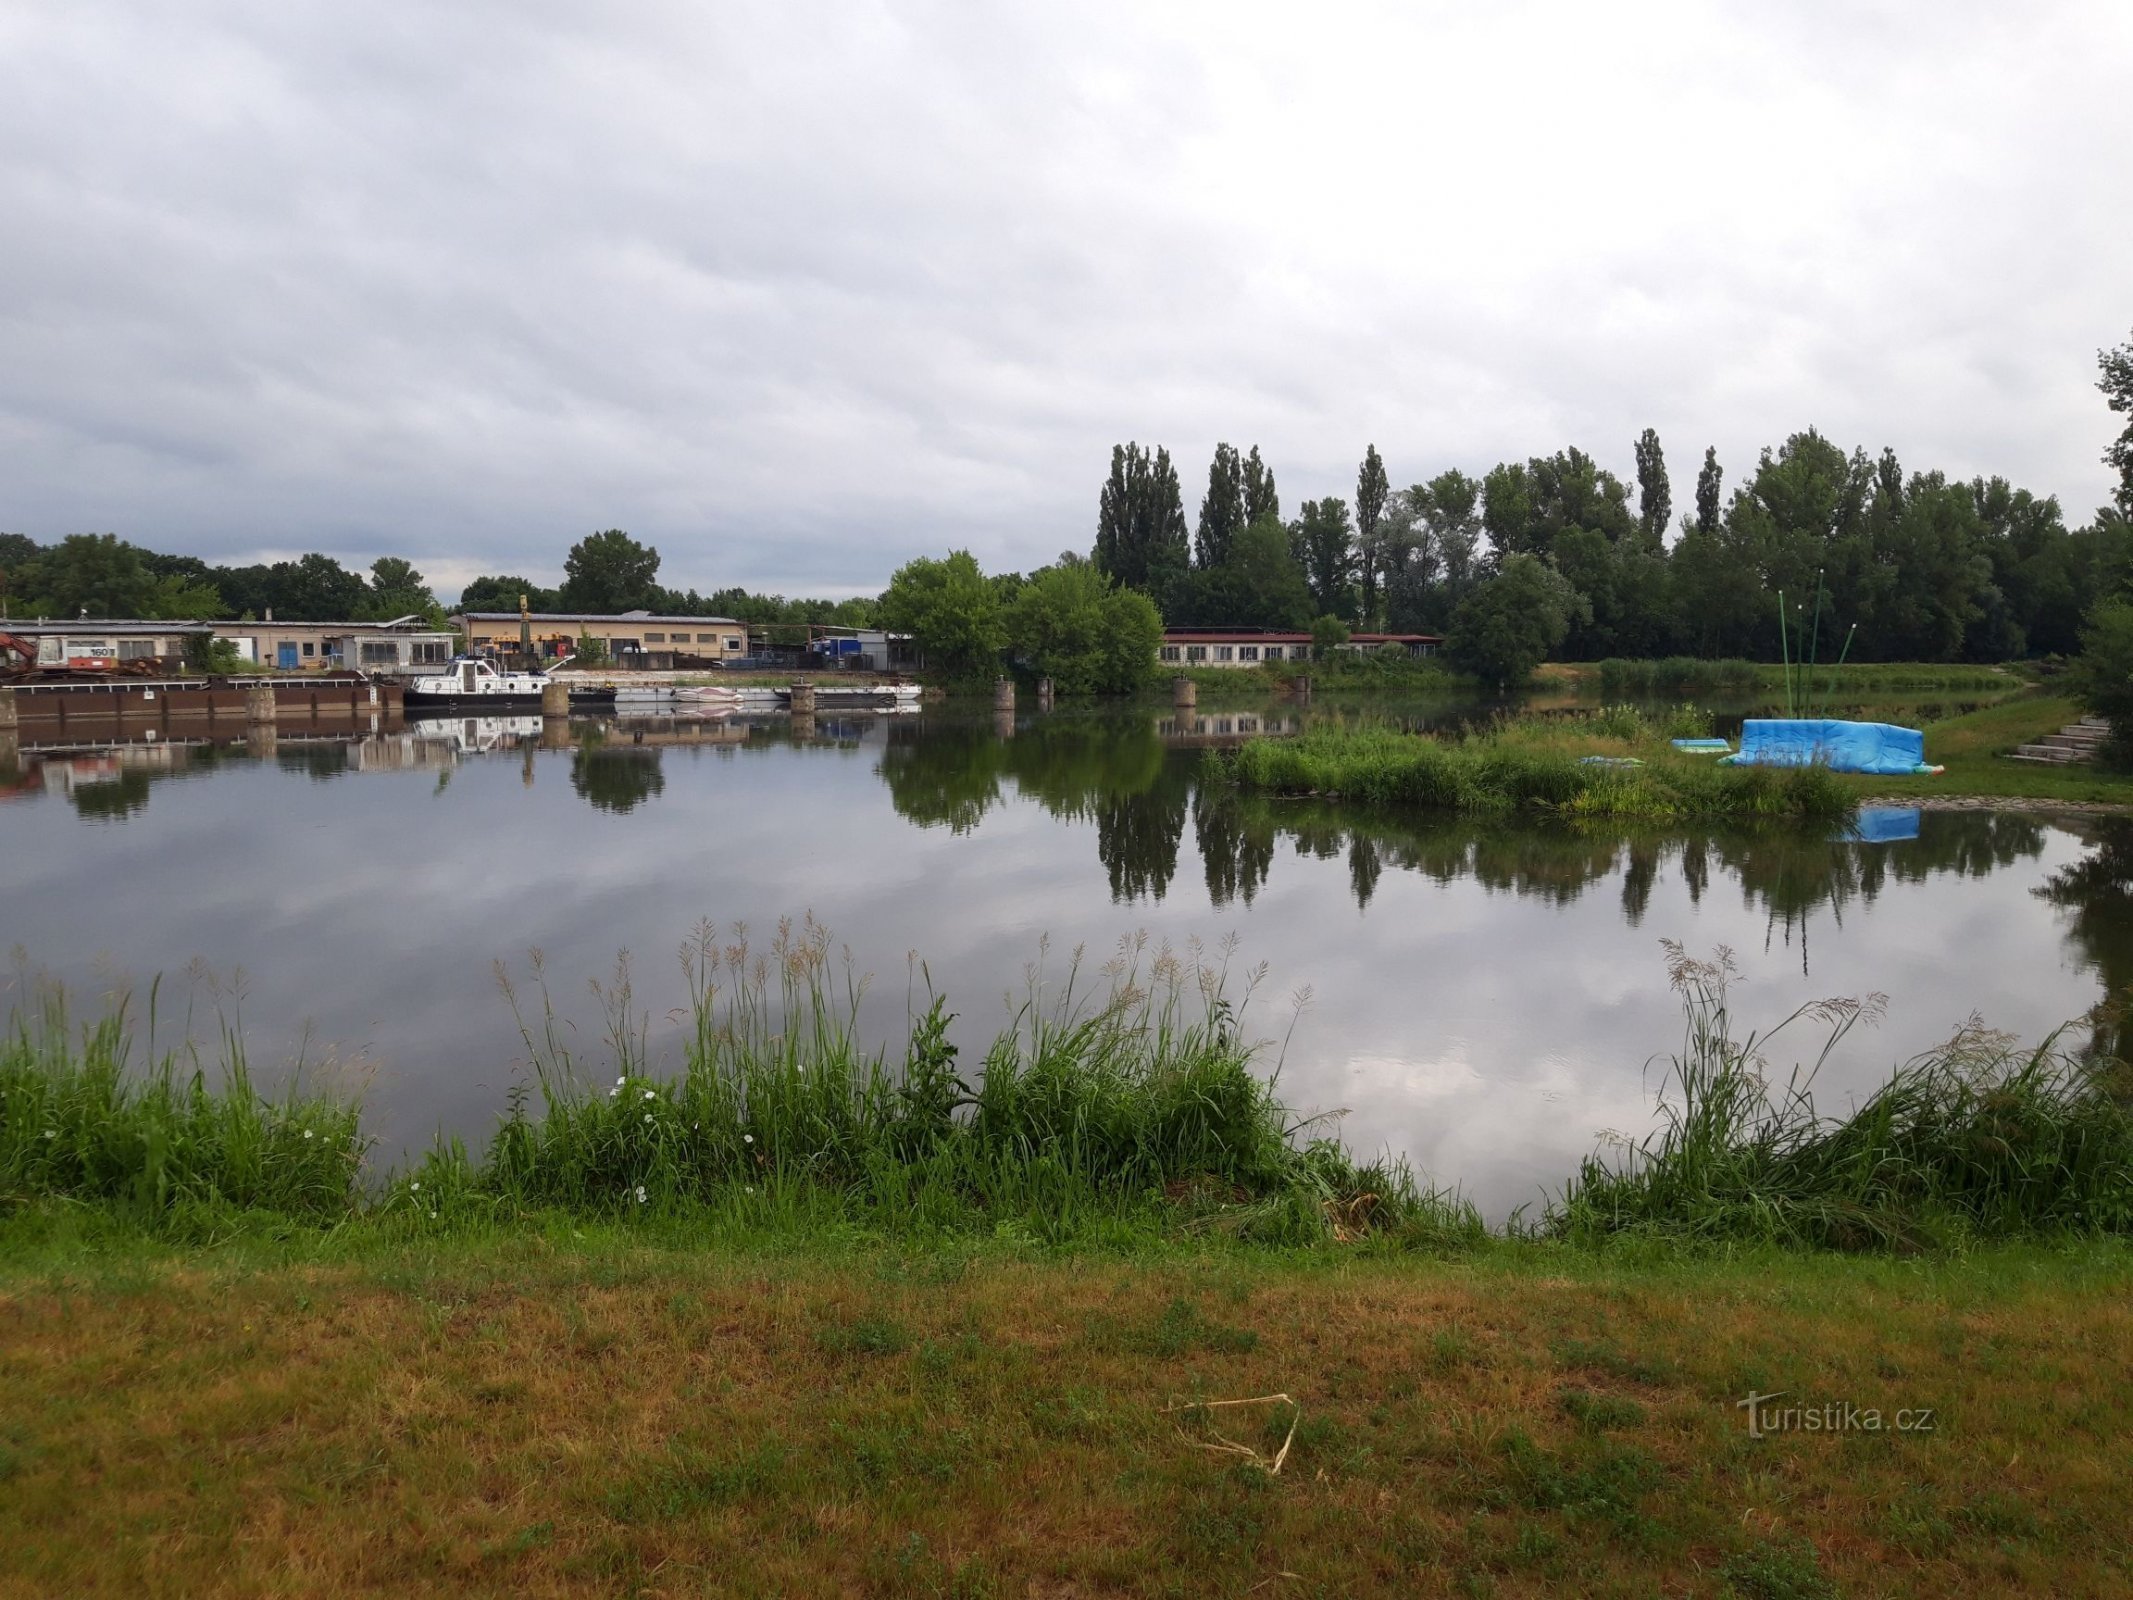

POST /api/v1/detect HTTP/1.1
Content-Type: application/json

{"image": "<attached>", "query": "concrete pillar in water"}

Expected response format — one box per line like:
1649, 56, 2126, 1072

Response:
540, 680, 571, 719
790, 712, 817, 742
0, 731, 17, 774
246, 724, 278, 760
788, 681, 816, 716
1172, 675, 1197, 711
1036, 677, 1054, 710
0, 685, 17, 736
1292, 673, 1313, 702
541, 719, 573, 750
994, 708, 1015, 740
994, 676, 1015, 714
245, 683, 278, 725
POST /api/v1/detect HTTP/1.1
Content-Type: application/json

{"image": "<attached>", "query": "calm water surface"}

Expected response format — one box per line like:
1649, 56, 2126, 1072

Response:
3, 701, 2125, 1217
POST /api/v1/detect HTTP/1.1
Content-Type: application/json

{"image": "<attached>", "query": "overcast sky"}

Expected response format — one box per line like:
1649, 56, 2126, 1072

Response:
5, 1, 2131, 601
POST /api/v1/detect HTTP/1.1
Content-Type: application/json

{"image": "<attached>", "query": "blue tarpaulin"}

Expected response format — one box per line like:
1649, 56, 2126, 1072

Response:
1721, 719, 1940, 776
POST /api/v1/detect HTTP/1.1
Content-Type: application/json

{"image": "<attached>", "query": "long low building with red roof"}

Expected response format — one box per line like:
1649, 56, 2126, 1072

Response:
1157, 627, 1442, 667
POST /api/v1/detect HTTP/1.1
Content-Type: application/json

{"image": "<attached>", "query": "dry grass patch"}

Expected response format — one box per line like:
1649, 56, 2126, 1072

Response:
1, 1244, 2129, 1596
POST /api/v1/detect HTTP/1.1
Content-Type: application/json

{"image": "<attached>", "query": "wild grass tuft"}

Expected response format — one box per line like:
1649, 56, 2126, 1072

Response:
0, 961, 363, 1225
1553, 942, 2133, 1250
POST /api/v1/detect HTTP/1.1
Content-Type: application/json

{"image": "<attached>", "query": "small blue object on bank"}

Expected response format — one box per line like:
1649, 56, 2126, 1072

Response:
1670, 738, 1733, 753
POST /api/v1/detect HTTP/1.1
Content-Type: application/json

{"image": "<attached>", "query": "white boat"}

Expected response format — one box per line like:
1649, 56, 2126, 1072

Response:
404, 656, 555, 709
606, 684, 742, 707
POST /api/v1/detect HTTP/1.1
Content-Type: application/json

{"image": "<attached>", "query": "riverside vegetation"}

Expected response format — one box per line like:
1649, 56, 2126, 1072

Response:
1212, 707, 1857, 822
5, 920, 2128, 1254
5, 928, 2132, 1595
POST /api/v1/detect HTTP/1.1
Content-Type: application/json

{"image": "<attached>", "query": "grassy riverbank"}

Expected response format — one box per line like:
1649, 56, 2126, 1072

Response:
6, 935, 2133, 1593
1840, 693, 2133, 805
1213, 713, 1856, 822
1555, 659, 2032, 700
5, 1233, 2128, 1597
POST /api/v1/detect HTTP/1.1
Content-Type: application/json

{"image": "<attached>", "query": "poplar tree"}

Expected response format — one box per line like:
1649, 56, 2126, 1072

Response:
1242, 446, 1280, 525
1633, 428, 1670, 550
1695, 447, 1723, 535
1095, 442, 1189, 598
1355, 443, 1389, 624
1196, 443, 1245, 569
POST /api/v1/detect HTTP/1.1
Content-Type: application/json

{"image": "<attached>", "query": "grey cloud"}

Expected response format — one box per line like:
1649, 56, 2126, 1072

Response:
3, 2, 2129, 597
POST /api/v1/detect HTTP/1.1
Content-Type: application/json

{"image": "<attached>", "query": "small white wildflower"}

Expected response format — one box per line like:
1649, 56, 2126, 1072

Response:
410, 1180, 421, 1191
642, 1089, 654, 1101
616, 1075, 626, 1087
743, 1133, 755, 1144
745, 1185, 756, 1195
429, 1210, 437, 1220
43, 1129, 57, 1140
633, 1184, 648, 1205
303, 1129, 314, 1140
643, 1113, 653, 1124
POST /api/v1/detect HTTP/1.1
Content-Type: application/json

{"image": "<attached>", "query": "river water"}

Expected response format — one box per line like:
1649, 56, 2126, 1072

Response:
2, 700, 2123, 1218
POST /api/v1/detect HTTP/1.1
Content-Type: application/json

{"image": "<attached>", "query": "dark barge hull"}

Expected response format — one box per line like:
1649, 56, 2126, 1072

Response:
403, 691, 544, 710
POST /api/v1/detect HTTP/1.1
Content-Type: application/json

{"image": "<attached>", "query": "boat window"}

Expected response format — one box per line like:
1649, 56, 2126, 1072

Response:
462, 663, 477, 693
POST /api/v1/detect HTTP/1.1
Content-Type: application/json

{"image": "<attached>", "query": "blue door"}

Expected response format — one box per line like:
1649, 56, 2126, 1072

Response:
277, 643, 299, 669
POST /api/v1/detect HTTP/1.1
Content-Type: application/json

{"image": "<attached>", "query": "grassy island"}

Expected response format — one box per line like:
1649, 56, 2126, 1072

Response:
1213, 712, 1857, 822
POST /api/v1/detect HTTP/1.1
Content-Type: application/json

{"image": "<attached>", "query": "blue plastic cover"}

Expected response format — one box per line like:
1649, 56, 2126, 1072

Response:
1721, 719, 1932, 776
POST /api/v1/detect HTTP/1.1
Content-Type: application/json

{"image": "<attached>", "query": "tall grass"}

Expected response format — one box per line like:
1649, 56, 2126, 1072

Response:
0, 964, 364, 1225
423, 919, 1450, 1244
1214, 725, 1854, 822
1553, 943, 2133, 1249
3, 927, 1464, 1247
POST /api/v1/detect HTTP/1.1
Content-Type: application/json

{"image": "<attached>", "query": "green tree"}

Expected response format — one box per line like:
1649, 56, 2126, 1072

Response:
1168, 515, 1313, 629
362, 557, 441, 623
1292, 496, 1354, 616
1242, 445, 1279, 525
1354, 444, 1389, 625
1005, 556, 1161, 695
1633, 427, 1670, 551
2100, 327, 2133, 518
2070, 598, 2133, 763
1695, 446, 1722, 535
878, 550, 1007, 681
15, 533, 175, 618
458, 575, 560, 613
1196, 443, 1245, 569
1309, 613, 1350, 658
560, 530, 662, 613
1093, 442, 1188, 600
1446, 554, 1585, 688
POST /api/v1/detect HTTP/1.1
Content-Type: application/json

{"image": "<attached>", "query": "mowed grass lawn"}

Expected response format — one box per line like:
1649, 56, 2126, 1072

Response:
1850, 693, 2133, 805
4, 1235, 2129, 1597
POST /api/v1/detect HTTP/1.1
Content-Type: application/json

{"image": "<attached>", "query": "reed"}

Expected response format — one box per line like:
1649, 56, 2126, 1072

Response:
1552, 943, 2133, 1249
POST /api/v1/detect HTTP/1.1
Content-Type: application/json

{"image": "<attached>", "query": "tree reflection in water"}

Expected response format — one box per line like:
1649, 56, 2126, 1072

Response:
2037, 816, 2133, 1059
570, 746, 666, 814
872, 714, 2083, 975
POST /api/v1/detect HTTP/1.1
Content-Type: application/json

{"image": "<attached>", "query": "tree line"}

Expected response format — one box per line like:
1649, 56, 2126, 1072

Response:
0, 528, 875, 633
1091, 332, 2133, 684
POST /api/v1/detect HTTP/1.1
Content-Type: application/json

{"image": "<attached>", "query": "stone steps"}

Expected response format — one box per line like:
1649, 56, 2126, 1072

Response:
2007, 717, 2111, 765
